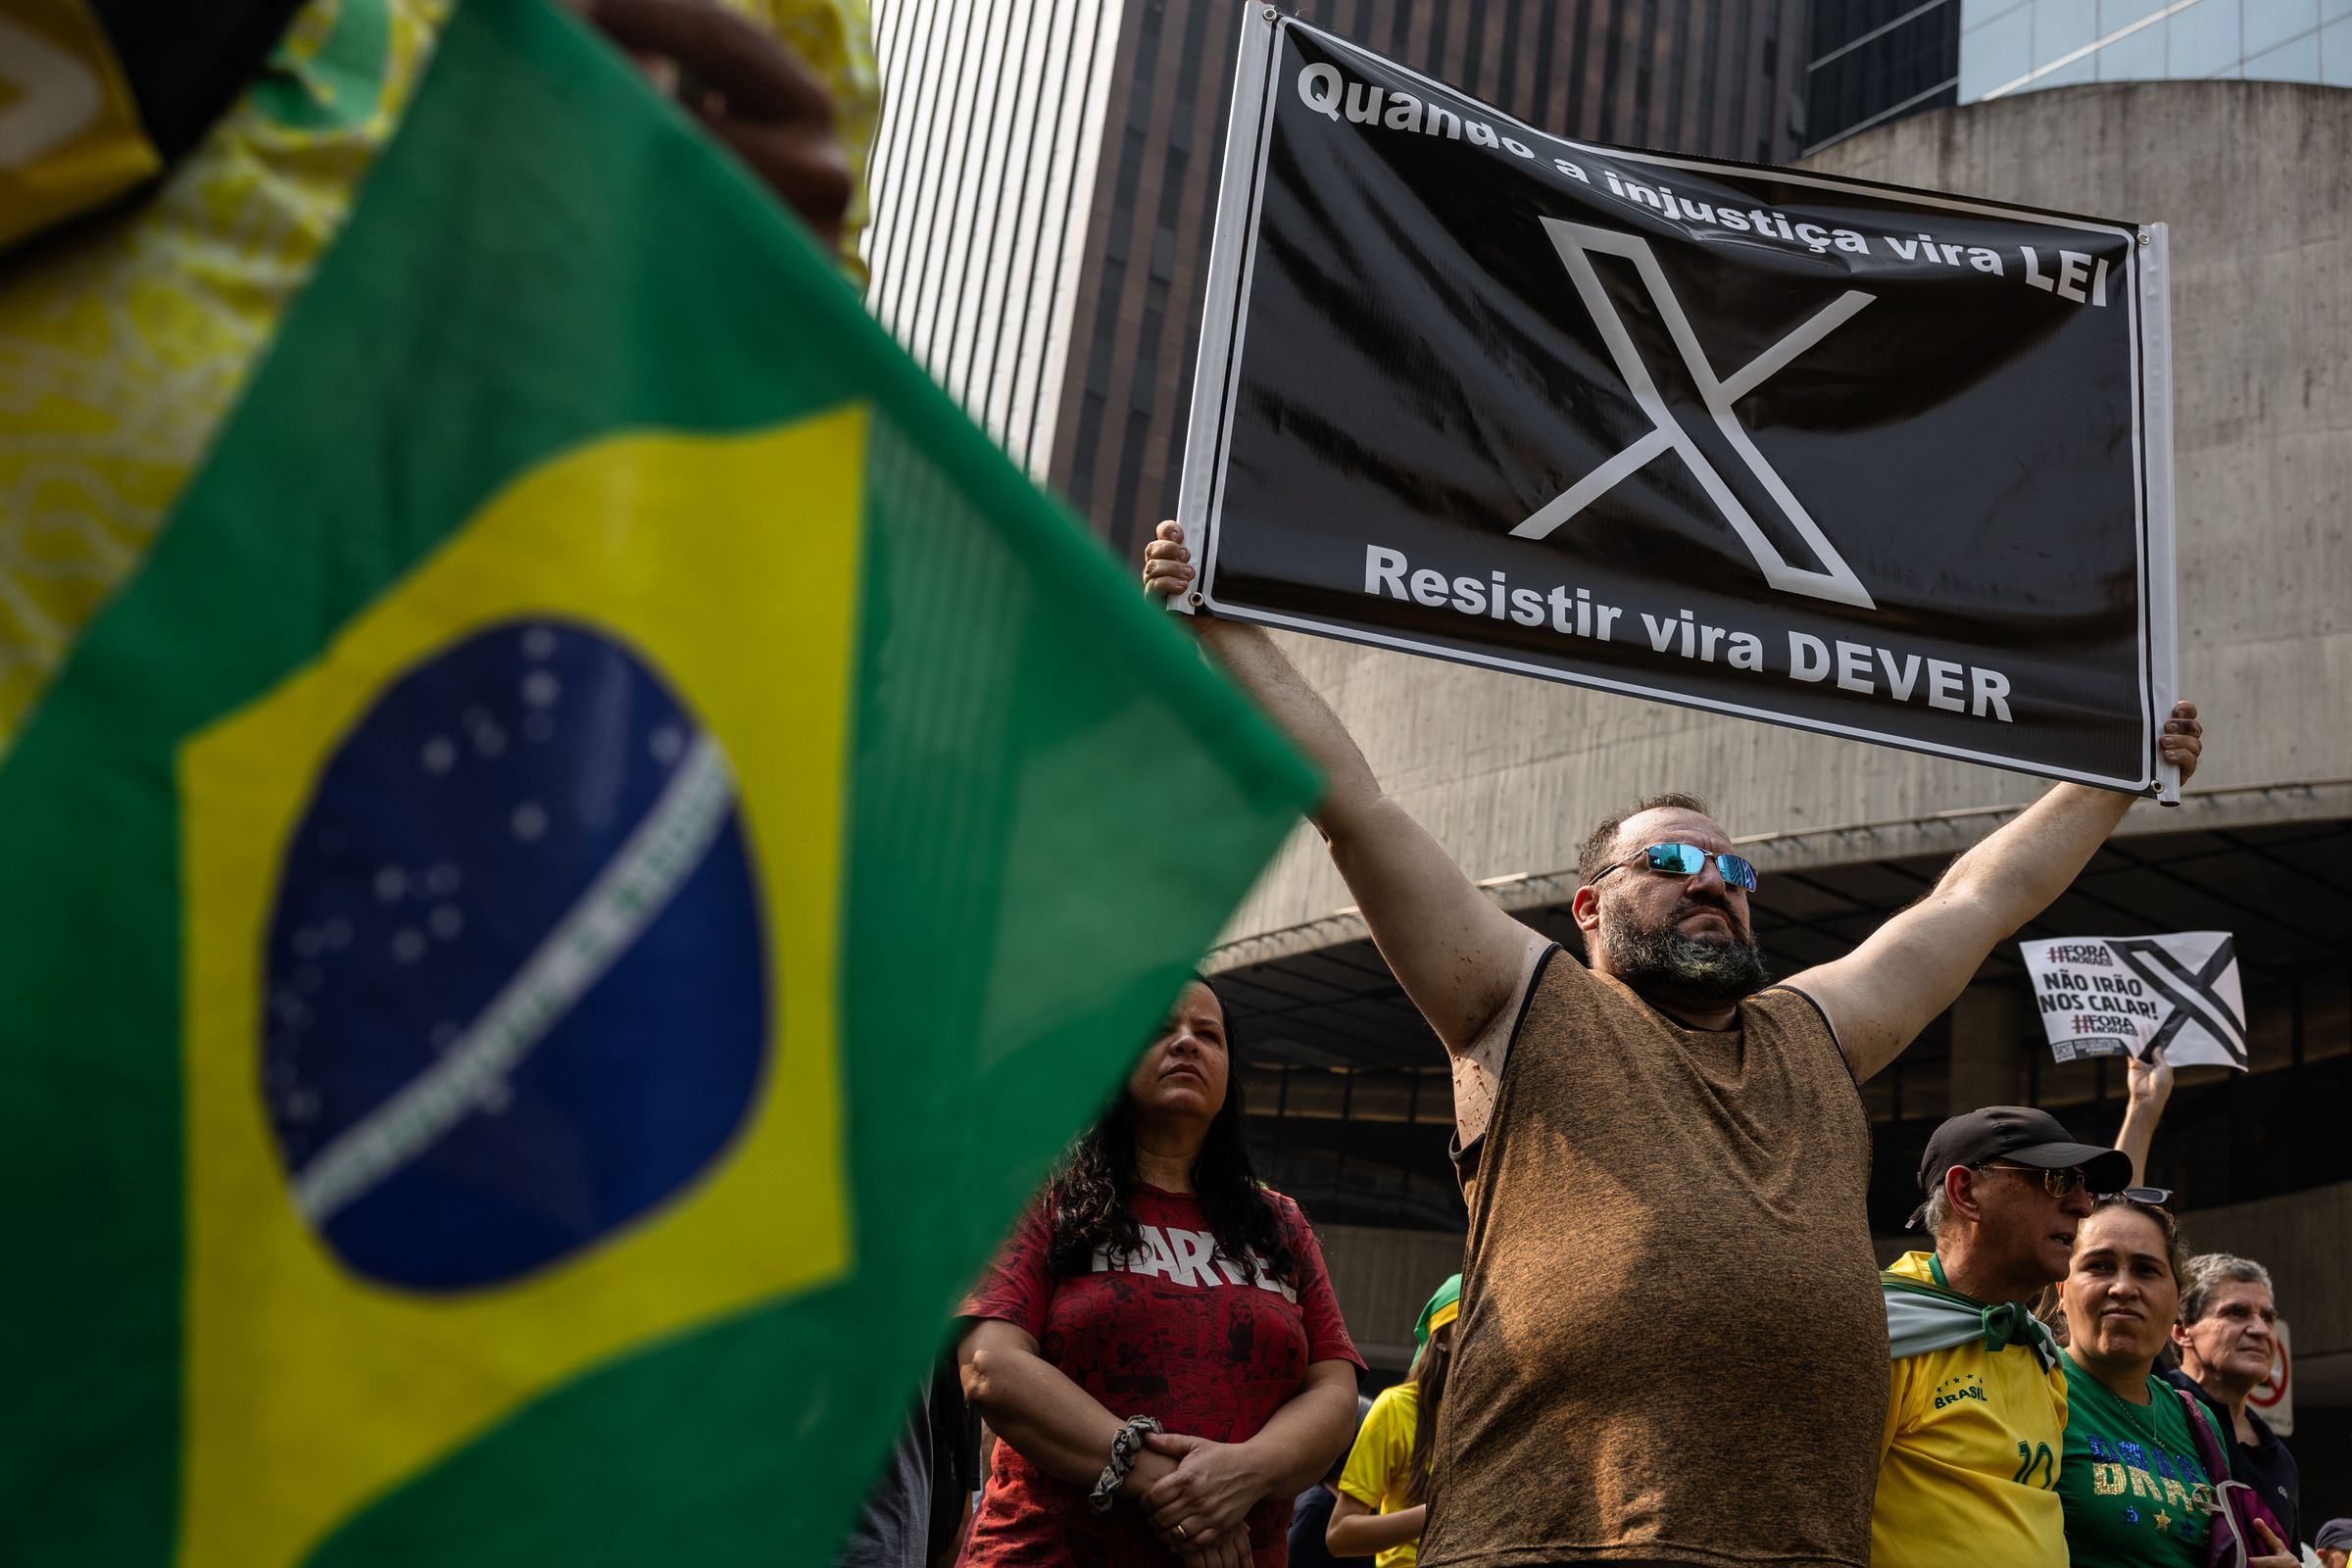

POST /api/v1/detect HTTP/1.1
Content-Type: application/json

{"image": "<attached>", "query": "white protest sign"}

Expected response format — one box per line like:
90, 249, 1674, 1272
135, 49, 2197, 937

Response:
2018, 932, 2248, 1068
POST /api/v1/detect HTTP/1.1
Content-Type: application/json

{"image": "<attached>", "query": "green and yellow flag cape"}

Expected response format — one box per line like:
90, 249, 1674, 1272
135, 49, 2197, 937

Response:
0, 1, 1315, 1561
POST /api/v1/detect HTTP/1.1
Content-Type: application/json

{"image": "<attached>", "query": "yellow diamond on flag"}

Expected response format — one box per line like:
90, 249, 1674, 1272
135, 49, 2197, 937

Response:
175, 412, 865, 1568
0, 2, 1320, 1558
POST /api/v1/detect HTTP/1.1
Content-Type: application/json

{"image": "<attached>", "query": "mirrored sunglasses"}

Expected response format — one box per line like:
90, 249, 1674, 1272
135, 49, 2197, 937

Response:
1595, 841, 1759, 892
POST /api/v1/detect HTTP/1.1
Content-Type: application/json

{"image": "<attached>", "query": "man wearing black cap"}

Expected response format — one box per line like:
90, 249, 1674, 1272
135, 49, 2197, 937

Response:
1870, 1105, 2135, 1568
2314, 1516, 2352, 1568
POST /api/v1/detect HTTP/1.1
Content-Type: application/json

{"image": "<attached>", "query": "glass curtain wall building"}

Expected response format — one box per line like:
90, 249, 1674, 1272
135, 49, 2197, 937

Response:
1959, 0, 2352, 99
1810, 0, 2352, 151
1806, 0, 1963, 151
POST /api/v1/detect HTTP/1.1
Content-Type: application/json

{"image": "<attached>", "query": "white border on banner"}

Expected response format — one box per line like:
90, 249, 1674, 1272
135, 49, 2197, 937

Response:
1282, 18, 2146, 245
2140, 223, 2182, 804
1185, 15, 2171, 795
1171, 8, 1279, 616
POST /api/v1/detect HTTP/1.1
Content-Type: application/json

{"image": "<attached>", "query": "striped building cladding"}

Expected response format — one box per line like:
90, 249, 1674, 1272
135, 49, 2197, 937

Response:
862, 0, 1126, 474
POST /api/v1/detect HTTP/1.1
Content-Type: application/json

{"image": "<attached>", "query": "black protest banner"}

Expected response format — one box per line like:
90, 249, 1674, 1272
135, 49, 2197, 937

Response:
1176, 16, 2180, 794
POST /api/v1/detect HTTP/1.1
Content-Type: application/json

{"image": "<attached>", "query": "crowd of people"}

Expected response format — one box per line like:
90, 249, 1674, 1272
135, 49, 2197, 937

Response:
14, 5, 2322, 1566
838, 522, 2335, 1568
1872, 1066, 2306, 1568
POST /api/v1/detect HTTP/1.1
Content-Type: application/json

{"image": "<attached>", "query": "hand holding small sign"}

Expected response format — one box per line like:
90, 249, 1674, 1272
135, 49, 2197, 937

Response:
2125, 1043, 2176, 1105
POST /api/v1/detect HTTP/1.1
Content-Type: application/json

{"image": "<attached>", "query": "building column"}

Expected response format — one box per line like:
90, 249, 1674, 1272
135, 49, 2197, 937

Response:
1948, 984, 2024, 1116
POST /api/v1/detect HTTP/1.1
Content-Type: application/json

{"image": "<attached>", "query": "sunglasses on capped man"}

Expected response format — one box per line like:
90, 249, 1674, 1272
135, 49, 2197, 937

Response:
1976, 1161, 2171, 1205
1590, 842, 1760, 893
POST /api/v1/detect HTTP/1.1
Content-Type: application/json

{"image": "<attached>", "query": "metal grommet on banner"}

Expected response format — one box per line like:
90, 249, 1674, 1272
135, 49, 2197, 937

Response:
1188, 591, 1204, 607
2138, 231, 2150, 245
1263, 7, 1278, 19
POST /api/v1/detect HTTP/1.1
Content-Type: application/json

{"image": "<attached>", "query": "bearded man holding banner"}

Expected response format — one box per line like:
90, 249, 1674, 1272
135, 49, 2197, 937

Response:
1144, 523, 2205, 1568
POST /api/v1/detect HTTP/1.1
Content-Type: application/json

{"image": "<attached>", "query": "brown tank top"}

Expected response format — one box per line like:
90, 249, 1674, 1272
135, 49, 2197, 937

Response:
1420, 947, 1885, 1568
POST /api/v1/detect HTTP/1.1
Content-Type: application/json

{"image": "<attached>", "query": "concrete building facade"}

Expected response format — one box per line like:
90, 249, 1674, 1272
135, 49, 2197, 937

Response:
1205, 83, 2351, 1498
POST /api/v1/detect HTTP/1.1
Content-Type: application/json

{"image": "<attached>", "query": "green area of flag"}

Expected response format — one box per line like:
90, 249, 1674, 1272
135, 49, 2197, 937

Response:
0, 0, 1317, 1560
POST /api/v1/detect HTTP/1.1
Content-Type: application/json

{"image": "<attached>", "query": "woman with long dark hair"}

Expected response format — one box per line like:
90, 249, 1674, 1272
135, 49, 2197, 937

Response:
1325, 1275, 1459, 1565
956, 977, 1363, 1566
2055, 1197, 2297, 1568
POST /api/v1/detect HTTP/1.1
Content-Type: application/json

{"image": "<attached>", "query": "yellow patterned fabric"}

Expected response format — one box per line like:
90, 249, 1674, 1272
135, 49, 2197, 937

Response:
0, 0, 163, 251
0, 0, 453, 756
0, 0, 877, 758
750, 0, 878, 287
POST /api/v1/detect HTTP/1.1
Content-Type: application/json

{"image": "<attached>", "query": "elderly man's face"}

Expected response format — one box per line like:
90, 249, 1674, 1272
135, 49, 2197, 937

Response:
1968, 1163, 2098, 1292
2177, 1278, 2278, 1391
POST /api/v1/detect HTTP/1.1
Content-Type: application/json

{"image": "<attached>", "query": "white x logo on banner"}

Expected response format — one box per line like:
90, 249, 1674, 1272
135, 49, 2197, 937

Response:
1518, 218, 1879, 611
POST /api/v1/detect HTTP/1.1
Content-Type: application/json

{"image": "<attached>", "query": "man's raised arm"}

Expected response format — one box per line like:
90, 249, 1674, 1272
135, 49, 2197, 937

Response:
1144, 522, 1543, 1057
1784, 704, 2205, 1082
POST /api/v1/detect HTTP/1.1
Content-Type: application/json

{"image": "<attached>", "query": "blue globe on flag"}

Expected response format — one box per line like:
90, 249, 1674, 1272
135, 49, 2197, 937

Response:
262, 619, 767, 1292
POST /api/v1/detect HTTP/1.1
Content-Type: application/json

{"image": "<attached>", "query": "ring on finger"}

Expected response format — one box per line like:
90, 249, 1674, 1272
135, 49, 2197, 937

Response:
1175, 1523, 1188, 1543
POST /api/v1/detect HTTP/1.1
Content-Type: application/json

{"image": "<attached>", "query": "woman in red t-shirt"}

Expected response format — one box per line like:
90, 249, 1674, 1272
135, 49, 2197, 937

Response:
957, 977, 1363, 1567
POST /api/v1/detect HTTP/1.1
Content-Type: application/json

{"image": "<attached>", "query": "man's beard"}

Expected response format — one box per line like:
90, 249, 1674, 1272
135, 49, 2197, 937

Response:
1599, 896, 1769, 1012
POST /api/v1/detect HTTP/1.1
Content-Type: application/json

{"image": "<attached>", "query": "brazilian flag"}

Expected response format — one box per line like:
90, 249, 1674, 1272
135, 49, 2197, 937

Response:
0, 1, 1315, 1561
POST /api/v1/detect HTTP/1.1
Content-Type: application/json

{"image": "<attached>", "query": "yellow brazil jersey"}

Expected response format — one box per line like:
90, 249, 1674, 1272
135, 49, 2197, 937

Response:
1870, 1251, 2069, 1568
1339, 1379, 1424, 1568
